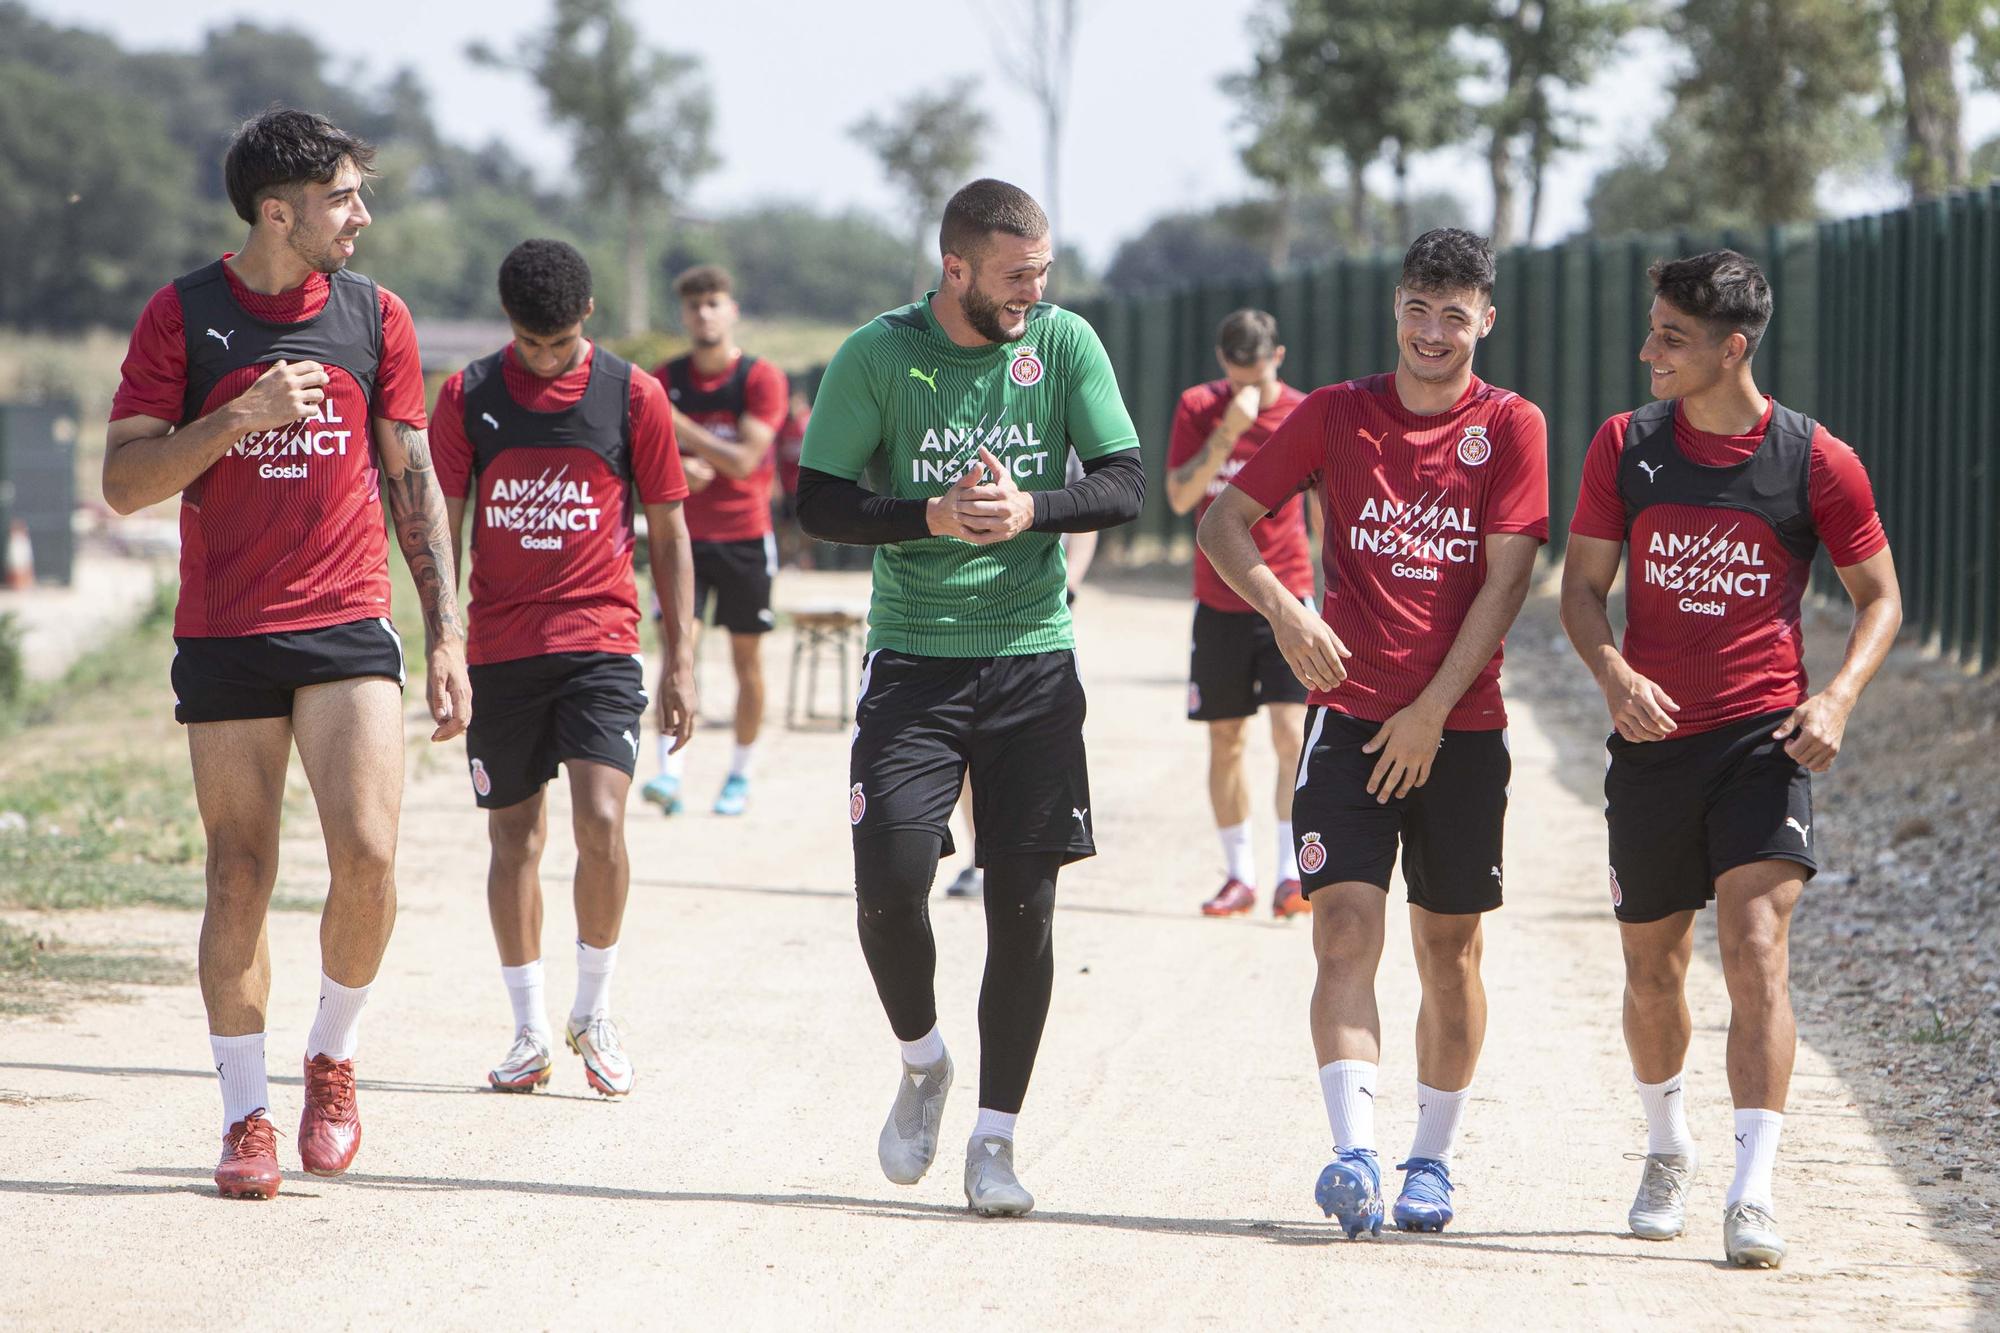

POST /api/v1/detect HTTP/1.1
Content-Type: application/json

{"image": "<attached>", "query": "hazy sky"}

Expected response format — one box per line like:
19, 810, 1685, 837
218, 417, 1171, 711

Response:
47, 0, 1985, 263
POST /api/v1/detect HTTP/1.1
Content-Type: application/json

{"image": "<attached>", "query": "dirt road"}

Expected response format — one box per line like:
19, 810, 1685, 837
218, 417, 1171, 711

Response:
0, 571, 1990, 1329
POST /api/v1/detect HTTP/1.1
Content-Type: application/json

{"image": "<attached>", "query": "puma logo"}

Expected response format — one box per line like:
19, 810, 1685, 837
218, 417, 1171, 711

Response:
1638, 460, 1663, 483
1358, 428, 1386, 451
480, 412, 500, 430
1359, 1087, 1375, 1100
622, 729, 639, 758
1735, 1133, 1747, 1148
1072, 807, 1088, 824
1786, 817, 1810, 843
205, 327, 234, 350
908, 366, 939, 392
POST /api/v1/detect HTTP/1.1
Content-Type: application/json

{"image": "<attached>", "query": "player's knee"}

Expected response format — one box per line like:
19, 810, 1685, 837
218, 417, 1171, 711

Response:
1717, 924, 1789, 995
571, 802, 626, 865
1412, 923, 1483, 988
1313, 902, 1382, 970
206, 837, 277, 906
1621, 946, 1687, 1003
327, 832, 396, 891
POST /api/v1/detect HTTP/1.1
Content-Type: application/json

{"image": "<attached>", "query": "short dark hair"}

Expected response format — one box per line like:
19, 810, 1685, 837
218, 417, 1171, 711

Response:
1400, 227, 1495, 301
673, 264, 733, 300
1648, 250, 1773, 357
1216, 309, 1279, 365
498, 239, 594, 335
224, 107, 377, 225
939, 178, 1050, 261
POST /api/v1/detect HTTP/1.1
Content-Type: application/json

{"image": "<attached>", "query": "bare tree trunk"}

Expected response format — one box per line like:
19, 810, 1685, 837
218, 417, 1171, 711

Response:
1392, 147, 1411, 247
1347, 153, 1370, 251
623, 187, 648, 337
1893, 0, 1966, 199
1526, 117, 1552, 244
1488, 130, 1517, 248
1268, 180, 1296, 269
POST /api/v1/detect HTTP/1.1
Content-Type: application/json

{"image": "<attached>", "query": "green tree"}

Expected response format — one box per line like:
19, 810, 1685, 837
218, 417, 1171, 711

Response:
1253, 0, 1475, 249
1469, 0, 1637, 245
1666, 0, 1881, 225
1583, 126, 1758, 235
0, 65, 207, 328
850, 84, 988, 298
1222, 29, 1328, 268
472, 0, 718, 335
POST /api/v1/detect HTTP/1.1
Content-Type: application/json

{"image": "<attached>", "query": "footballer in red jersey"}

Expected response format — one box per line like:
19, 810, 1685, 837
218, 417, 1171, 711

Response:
102, 109, 470, 1199
645, 265, 791, 819
1164, 309, 1315, 920
1559, 250, 1901, 1267
1200, 229, 1548, 1237
435, 239, 695, 1099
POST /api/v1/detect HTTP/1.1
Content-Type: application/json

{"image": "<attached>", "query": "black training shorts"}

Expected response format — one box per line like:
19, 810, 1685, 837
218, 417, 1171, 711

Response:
691, 535, 777, 636
1291, 705, 1511, 915
849, 649, 1093, 867
1186, 602, 1310, 721
1604, 707, 1817, 924
464, 652, 648, 809
171, 617, 405, 724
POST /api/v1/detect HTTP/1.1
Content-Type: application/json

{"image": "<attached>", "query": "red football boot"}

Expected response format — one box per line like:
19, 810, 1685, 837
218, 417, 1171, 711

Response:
214, 1109, 281, 1200
299, 1054, 361, 1177
1200, 878, 1257, 917
1272, 879, 1310, 919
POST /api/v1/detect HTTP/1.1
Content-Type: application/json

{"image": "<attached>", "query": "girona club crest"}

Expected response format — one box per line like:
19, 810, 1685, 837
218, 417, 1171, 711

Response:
1298, 831, 1328, 876
469, 757, 492, 798
849, 783, 867, 826
1609, 864, 1624, 908
1009, 346, 1045, 387
1457, 424, 1491, 467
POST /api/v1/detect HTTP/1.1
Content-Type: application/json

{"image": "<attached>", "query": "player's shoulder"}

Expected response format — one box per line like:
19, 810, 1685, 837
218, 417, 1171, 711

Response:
1178, 379, 1228, 411
1468, 378, 1545, 429
744, 355, 787, 388
1807, 421, 1869, 474
628, 360, 669, 406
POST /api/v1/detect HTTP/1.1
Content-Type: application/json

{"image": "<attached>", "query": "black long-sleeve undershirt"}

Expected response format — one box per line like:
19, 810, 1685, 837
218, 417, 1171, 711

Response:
796, 450, 1146, 547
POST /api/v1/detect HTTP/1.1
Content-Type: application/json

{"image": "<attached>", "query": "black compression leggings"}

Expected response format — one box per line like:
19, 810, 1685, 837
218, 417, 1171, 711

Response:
854, 829, 1061, 1115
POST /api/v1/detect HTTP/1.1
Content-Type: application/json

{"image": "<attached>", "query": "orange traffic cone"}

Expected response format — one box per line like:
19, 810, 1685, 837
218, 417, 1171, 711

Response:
4, 521, 33, 589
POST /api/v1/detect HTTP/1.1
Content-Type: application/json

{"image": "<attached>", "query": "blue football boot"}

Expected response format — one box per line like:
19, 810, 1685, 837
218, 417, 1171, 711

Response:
640, 773, 683, 815
1314, 1148, 1384, 1239
713, 773, 750, 816
1392, 1156, 1455, 1232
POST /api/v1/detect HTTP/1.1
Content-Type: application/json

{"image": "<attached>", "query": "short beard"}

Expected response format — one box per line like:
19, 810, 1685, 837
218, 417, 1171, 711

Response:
959, 283, 1023, 344
289, 224, 348, 276
690, 329, 726, 349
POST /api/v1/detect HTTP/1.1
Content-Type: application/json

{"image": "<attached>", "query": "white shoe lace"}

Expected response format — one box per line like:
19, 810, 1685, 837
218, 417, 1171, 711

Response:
1635, 1156, 1693, 1213
505, 1027, 548, 1066
585, 1016, 625, 1060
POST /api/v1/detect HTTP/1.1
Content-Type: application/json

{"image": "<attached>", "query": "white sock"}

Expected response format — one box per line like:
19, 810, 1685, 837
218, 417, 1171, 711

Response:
210, 1032, 268, 1133
1276, 820, 1298, 883
1218, 821, 1256, 885
1728, 1108, 1784, 1210
657, 742, 684, 779
1318, 1059, 1377, 1154
500, 959, 550, 1042
899, 1023, 947, 1067
305, 973, 369, 1061
1407, 1081, 1469, 1165
972, 1107, 1017, 1143
572, 941, 618, 1023
1635, 1071, 1697, 1158
729, 742, 757, 780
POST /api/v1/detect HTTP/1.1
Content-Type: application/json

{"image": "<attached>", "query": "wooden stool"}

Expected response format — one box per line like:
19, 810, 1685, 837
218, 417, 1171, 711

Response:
786, 606, 866, 727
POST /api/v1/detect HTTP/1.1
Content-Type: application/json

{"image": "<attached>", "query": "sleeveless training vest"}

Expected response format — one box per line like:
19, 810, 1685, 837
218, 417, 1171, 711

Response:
1618, 397, 1820, 562
460, 346, 635, 486
174, 260, 381, 428
660, 352, 759, 420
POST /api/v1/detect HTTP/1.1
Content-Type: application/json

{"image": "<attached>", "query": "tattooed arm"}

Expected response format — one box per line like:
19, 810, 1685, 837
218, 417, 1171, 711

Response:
374, 416, 473, 742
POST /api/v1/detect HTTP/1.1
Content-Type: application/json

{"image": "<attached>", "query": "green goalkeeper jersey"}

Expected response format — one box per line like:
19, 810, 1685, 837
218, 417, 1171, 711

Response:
800, 294, 1139, 657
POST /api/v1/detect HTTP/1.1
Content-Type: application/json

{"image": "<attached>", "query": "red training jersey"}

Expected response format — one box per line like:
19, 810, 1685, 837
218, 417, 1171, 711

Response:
1231, 374, 1549, 730
1569, 397, 1887, 735
110, 258, 427, 638
433, 344, 688, 666
774, 405, 809, 497
656, 354, 789, 542
1168, 380, 1312, 613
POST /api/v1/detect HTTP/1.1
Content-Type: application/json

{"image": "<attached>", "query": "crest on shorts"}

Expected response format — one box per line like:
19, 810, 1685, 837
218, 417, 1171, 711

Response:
1457, 424, 1491, 467
1009, 345, 1045, 388
470, 757, 492, 798
1187, 682, 1202, 715
1609, 864, 1623, 907
1298, 831, 1327, 876
849, 782, 867, 825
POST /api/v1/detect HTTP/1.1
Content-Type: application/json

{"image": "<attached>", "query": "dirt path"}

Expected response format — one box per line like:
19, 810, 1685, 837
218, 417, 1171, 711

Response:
0, 571, 1990, 1329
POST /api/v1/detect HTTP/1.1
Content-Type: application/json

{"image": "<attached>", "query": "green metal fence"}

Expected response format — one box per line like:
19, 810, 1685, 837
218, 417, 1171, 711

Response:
1057, 184, 2000, 673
